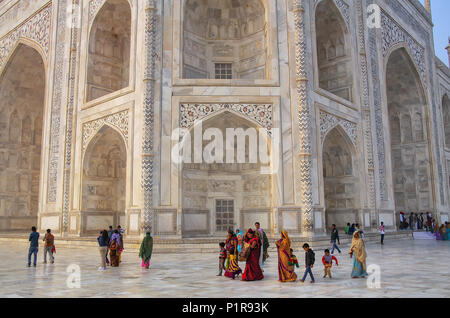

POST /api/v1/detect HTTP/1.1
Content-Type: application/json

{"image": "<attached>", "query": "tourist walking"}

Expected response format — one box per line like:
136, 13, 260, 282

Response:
275, 230, 297, 282
380, 222, 385, 245
418, 213, 424, 230
235, 228, 244, 254
27, 226, 39, 267
241, 229, 264, 281
409, 213, 414, 230
299, 243, 315, 283
217, 242, 226, 276
255, 222, 269, 266
330, 224, 341, 254
349, 231, 368, 278
43, 229, 55, 264
225, 247, 242, 279
97, 230, 109, 271
118, 229, 124, 264
139, 232, 153, 269
109, 230, 120, 267
399, 211, 406, 230
322, 249, 338, 279
225, 229, 238, 270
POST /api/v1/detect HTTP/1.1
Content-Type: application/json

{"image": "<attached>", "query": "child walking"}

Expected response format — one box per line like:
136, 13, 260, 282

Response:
225, 247, 242, 279
322, 249, 338, 278
288, 248, 300, 269
217, 242, 227, 276
299, 243, 315, 283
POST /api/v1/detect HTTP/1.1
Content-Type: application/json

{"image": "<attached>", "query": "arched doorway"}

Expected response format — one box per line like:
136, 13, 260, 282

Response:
181, 111, 272, 237
322, 127, 360, 230
315, 0, 354, 102
386, 48, 432, 213
183, 0, 267, 80
0, 44, 46, 231
86, 0, 131, 102
82, 126, 126, 235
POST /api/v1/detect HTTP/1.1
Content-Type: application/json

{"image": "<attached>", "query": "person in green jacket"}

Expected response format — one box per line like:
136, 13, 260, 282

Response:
139, 232, 153, 269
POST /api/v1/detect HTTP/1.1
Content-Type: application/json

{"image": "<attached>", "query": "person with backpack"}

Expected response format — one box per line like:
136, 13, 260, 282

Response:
27, 226, 39, 267
97, 230, 109, 271
43, 229, 55, 264
299, 243, 315, 284
330, 224, 341, 254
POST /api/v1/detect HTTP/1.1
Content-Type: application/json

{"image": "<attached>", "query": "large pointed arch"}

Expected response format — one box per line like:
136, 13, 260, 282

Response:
385, 47, 432, 213
315, 0, 354, 102
81, 125, 127, 234
180, 111, 273, 238
0, 43, 46, 231
322, 126, 360, 230
86, 0, 132, 102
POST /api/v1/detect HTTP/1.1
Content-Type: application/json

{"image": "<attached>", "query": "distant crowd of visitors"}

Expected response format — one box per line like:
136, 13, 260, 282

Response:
398, 211, 450, 240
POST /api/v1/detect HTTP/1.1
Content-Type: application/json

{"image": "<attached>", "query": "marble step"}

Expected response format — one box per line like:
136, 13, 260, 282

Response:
413, 231, 436, 240
0, 231, 412, 254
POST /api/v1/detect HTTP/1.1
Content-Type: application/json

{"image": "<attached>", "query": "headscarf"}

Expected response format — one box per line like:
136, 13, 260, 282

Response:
236, 229, 243, 239
111, 233, 120, 246
139, 233, 153, 260
281, 230, 291, 247
350, 231, 367, 270
245, 228, 256, 243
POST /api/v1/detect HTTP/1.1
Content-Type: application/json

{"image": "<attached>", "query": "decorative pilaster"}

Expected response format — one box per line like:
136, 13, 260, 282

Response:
141, 0, 157, 234
356, 0, 377, 224
293, 0, 313, 233
62, 0, 81, 235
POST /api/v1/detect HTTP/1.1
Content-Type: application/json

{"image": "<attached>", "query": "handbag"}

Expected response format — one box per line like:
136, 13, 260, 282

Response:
239, 242, 251, 261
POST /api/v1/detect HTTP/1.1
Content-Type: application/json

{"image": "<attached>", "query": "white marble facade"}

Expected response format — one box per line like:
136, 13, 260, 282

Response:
0, 0, 449, 238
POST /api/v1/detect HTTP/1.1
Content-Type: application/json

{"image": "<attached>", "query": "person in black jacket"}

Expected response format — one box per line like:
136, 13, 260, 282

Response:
299, 243, 315, 283
330, 224, 341, 254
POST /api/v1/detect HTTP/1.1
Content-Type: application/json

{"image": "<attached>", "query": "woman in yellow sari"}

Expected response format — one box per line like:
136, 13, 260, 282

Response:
349, 231, 368, 278
275, 230, 297, 282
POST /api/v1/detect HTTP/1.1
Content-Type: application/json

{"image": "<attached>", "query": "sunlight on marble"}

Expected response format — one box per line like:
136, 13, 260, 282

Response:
0, 239, 448, 298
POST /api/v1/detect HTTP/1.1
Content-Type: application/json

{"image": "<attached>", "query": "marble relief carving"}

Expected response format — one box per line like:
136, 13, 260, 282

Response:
180, 103, 273, 134
0, 4, 52, 69
82, 110, 129, 151
319, 111, 357, 146
380, 10, 426, 86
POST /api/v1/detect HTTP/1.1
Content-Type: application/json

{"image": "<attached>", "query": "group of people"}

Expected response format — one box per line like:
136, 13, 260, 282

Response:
399, 211, 428, 231
97, 225, 125, 270
398, 211, 450, 240
218, 223, 269, 281
27, 227, 55, 267
218, 222, 369, 284
344, 223, 361, 236
274, 227, 368, 283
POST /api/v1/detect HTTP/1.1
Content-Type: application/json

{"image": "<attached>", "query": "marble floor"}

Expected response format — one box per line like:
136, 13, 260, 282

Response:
0, 239, 448, 298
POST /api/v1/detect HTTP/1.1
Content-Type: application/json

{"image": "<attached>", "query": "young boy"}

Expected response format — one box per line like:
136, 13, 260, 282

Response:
299, 243, 315, 283
322, 249, 338, 278
288, 248, 299, 269
217, 242, 227, 276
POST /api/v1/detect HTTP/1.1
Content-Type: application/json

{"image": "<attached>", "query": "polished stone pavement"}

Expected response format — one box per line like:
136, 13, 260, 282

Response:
0, 239, 448, 298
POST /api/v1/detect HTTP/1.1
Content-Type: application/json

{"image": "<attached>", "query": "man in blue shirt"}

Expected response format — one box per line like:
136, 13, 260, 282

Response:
28, 226, 40, 267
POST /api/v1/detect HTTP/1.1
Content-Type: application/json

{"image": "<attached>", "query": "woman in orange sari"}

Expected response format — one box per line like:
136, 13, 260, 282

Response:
275, 230, 297, 282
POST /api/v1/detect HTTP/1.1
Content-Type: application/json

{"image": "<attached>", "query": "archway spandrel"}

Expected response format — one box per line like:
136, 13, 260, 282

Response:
0, 4, 51, 71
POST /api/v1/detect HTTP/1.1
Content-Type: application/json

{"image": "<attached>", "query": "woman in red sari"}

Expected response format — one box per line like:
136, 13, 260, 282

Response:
241, 229, 264, 281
